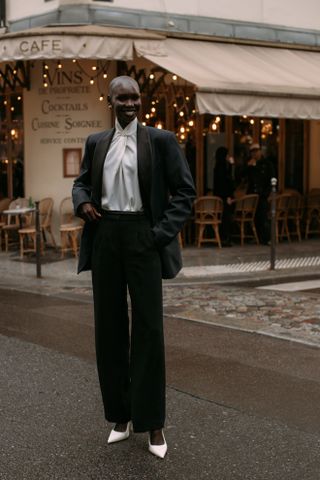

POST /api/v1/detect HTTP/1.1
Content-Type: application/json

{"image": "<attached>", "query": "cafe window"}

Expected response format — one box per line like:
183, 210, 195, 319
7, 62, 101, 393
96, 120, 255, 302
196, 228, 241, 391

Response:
259, 118, 279, 176
204, 114, 226, 193
0, 0, 6, 27
285, 119, 304, 193
232, 115, 254, 186
0, 92, 24, 199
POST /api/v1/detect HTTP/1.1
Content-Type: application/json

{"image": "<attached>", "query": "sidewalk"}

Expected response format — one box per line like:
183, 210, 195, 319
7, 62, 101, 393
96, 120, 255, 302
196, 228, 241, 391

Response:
1, 238, 320, 291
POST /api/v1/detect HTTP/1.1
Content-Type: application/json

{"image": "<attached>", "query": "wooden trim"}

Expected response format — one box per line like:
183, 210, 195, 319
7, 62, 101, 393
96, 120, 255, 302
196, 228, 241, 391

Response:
278, 118, 286, 192
225, 116, 233, 154
63, 148, 82, 178
303, 120, 310, 193
253, 117, 260, 143
196, 114, 204, 196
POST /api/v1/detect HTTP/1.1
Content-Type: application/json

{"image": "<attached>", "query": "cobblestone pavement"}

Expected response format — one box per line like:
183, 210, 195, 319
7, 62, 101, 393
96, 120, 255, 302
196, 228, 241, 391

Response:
163, 283, 320, 347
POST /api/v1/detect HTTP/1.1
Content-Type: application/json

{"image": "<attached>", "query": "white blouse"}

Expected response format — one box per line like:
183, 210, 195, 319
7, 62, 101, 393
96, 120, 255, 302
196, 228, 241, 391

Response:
101, 117, 143, 212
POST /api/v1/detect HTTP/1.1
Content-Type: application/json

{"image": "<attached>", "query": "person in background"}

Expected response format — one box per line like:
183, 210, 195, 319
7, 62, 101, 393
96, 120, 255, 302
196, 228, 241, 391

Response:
213, 146, 235, 247
245, 143, 275, 244
72, 75, 195, 459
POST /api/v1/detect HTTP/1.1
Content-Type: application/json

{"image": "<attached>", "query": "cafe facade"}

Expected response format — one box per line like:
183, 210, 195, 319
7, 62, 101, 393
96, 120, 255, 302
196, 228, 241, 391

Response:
1, 0, 320, 240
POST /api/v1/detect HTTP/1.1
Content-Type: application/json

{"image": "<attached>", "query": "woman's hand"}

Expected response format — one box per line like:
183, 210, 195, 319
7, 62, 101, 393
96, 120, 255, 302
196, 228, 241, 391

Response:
79, 203, 102, 222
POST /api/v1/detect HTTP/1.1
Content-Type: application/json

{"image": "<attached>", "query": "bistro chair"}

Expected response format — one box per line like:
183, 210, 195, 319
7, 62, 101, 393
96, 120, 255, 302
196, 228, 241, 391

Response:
272, 193, 292, 243
2, 198, 29, 252
194, 196, 223, 248
18, 197, 55, 258
59, 197, 83, 258
304, 190, 320, 239
232, 194, 259, 246
286, 191, 303, 241
0, 197, 11, 250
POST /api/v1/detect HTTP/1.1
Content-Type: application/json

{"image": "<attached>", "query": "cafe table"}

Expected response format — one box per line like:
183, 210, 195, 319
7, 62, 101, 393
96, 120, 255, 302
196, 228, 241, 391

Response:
2, 206, 35, 229
2, 205, 42, 278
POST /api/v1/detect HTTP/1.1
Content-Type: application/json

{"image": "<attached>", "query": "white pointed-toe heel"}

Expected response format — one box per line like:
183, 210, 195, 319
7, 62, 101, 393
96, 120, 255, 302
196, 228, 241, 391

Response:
108, 422, 131, 444
148, 431, 167, 459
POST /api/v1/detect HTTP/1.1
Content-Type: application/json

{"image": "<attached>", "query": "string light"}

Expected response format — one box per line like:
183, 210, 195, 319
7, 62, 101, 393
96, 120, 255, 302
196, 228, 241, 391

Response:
179, 111, 184, 117
172, 74, 177, 81
92, 66, 97, 71
90, 78, 94, 85
103, 73, 108, 79
145, 113, 150, 119
57, 60, 62, 69
151, 107, 156, 113
149, 73, 155, 79
99, 94, 104, 101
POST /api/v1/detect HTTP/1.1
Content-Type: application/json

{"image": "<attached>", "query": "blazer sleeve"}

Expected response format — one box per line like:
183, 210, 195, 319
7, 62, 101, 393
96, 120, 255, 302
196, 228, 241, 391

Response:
152, 131, 196, 247
72, 135, 94, 216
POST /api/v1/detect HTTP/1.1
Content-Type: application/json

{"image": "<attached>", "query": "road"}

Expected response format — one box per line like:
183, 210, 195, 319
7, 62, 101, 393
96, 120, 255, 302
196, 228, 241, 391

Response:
1, 284, 320, 480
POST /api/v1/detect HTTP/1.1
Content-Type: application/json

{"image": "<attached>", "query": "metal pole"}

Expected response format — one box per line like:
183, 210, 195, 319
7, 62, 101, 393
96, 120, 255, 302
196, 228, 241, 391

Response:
270, 177, 278, 270
35, 201, 42, 278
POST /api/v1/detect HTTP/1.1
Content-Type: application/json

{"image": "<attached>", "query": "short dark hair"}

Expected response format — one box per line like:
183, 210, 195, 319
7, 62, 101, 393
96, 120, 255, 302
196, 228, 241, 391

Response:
108, 76, 140, 99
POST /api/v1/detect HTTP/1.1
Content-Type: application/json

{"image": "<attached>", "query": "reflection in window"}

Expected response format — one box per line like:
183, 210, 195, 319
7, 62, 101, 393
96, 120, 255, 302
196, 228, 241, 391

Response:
204, 114, 226, 193
259, 118, 279, 179
285, 119, 304, 193
0, 93, 24, 199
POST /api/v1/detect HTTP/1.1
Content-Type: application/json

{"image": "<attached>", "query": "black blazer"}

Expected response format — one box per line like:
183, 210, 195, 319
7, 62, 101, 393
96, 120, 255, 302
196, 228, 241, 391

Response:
72, 123, 196, 279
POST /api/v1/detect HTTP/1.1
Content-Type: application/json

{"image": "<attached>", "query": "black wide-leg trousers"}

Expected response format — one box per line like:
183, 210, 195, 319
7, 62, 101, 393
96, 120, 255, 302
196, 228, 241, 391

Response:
91, 212, 165, 433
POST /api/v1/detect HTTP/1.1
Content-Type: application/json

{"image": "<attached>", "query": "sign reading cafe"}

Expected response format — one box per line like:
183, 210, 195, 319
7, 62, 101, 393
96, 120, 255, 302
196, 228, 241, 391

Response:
0, 33, 133, 61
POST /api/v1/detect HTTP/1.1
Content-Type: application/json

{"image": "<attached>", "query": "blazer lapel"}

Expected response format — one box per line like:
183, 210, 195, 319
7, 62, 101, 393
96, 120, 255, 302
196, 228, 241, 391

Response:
137, 123, 152, 217
91, 129, 114, 206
